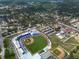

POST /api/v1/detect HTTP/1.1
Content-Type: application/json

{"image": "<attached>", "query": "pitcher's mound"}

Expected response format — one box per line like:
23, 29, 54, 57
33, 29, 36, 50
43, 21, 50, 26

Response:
24, 38, 34, 45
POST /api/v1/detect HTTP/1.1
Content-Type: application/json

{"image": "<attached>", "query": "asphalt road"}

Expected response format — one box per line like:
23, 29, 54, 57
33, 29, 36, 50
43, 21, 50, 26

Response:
0, 25, 4, 59
0, 36, 3, 46
59, 22, 79, 32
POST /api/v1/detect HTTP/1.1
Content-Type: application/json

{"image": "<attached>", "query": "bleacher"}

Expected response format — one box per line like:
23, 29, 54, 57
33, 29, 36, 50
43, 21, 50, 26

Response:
16, 31, 41, 55
19, 40, 28, 54
17, 33, 31, 41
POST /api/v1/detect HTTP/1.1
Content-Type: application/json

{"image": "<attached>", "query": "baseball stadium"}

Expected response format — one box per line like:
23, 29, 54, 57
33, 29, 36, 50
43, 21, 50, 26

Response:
12, 29, 51, 59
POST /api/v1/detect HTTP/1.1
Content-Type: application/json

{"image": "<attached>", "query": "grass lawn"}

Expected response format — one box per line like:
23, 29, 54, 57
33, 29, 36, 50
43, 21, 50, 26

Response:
53, 49, 61, 56
49, 34, 75, 52
73, 50, 79, 59
65, 37, 79, 44
5, 49, 15, 59
60, 43, 75, 52
49, 34, 61, 49
24, 35, 47, 54
0, 55, 1, 59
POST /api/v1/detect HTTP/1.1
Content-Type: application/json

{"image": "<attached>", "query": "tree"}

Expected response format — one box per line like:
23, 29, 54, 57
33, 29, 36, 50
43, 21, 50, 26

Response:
0, 48, 1, 53
5, 49, 15, 59
3, 38, 10, 48
68, 51, 74, 59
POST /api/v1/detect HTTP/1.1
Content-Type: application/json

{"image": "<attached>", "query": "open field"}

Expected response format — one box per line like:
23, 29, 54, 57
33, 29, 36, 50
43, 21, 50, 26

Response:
60, 43, 75, 52
24, 35, 47, 54
53, 49, 61, 56
49, 34, 61, 49
49, 34, 75, 52
73, 50, 79, 59
65, 37, 79, 45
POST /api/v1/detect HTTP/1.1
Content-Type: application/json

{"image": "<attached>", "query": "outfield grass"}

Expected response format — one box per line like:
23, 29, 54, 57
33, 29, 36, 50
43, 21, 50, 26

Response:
24, 35, 47, 54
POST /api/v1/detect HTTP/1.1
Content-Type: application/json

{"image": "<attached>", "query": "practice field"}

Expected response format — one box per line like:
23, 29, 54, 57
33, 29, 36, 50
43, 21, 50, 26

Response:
24, 35, 47, 54
53, 49, 61, 56
49, 34, 61, 49
49, 34, 75, 52
65, 37, 79, 45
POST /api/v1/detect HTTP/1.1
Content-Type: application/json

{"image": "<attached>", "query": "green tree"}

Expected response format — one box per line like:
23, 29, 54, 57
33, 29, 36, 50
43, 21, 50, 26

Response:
0, 48, 1, 53
5, 49, 15, 59
3, 38, 10, 48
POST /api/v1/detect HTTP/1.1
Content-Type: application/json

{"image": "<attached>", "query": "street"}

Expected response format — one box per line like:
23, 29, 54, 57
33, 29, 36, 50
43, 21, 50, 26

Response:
58, 22, 79, 32
0, 25, 5, 59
